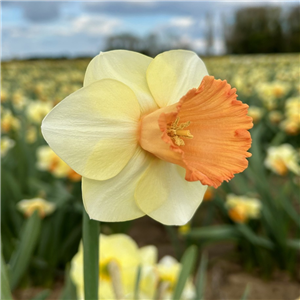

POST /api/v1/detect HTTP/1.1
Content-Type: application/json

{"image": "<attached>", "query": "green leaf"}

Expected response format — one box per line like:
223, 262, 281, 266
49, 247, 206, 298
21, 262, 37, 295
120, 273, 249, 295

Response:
83, 209, 99, 300
281, 198, 300, 229
270, 130, 286, 146
194, 252, 208, 300
59, 265, 78, 300
248, 123, 269, 187
31, 290, 51, 300
287, 239, 300, 250
9, 210, 41, 290
1, 253, 13, 300
172, 245, 197, 300
237, 224, 274, 249
229, 173, 250, 195
240, 284, 250, 300
134, 265, 142, 300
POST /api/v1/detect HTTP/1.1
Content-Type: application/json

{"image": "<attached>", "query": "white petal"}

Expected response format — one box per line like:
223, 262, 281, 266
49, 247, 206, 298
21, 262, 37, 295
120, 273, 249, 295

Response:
135, 160, 207, 226
147, 50, 208, 107
42, 79, 140, 181
84, 50, 158, 115
82, 147, 153, 222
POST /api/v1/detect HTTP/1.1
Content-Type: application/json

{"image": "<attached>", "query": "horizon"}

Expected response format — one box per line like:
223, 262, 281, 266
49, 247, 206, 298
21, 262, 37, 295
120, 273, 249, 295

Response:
2, 1, 299, 61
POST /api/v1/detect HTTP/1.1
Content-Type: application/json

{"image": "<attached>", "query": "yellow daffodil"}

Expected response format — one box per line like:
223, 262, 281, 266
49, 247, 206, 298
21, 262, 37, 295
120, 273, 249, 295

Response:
36, 145, 81, 181
17, 198, 56, 218
156, 256, 195, 300
26, 101, 52, 124
225, 194, 261, 223
247, 106, 264, 123
42, 50, 252, 225
70, 234, 156, 299
268, 110, 283, 124
1, 108, 20, 133
256, 81, 290, 110
264, 144, 300, 176
1, 90, 7, 102
280, 97, 300, 135
26, 126, 38, 144
12, 91, 27, 110
1, 136, 15, 157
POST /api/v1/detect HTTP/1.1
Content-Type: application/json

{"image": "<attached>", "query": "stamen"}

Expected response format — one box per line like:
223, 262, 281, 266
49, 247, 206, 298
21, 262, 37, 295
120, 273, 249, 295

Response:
167, 117, 193, 146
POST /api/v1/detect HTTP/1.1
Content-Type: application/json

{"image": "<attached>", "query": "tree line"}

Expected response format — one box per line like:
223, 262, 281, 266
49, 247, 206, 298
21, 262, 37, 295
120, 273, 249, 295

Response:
223, 6, 299, 54
104, 6, 299, 56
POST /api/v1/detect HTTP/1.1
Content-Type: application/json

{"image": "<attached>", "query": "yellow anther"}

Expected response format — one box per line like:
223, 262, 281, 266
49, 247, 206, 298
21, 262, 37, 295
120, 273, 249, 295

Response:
167, 117, 193, 146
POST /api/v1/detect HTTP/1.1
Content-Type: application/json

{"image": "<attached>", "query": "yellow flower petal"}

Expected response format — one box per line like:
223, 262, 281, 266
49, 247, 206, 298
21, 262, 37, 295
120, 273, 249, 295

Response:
100, 234, 141, 269
139, 245, 157, 266
17, 198, 56, 218
84, 50, 158, 115
42, 79, 140, 181
82, 147, 152, 222
135, 160, 207, 225
146, 50, 208, 107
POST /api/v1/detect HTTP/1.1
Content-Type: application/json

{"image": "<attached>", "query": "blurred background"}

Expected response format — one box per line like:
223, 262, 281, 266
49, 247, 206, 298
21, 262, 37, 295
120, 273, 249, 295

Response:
1, 1, 300, 300
2, 1, 300, 59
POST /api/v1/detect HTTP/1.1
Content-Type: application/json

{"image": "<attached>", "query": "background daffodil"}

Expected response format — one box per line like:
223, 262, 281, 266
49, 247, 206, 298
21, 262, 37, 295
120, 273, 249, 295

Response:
42, 50, 252, 225
71, 234, 157, 300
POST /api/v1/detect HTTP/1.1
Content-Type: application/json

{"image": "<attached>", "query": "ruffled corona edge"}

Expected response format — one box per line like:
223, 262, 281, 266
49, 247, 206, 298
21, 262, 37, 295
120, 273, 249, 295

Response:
159, 76, 253, 188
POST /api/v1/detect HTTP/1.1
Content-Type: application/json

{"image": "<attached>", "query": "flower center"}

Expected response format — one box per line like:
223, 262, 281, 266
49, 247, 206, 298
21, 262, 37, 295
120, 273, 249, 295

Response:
167, 117, 193, 146
99, 258, 120, 282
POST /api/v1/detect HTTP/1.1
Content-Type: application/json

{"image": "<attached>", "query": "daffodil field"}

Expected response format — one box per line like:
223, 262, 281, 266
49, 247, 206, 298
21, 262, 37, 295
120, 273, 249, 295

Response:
1, 53, 300, 299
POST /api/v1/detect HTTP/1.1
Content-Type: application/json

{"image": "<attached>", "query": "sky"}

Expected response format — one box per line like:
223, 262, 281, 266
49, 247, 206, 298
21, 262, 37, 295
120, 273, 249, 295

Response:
1, 0, 299, 60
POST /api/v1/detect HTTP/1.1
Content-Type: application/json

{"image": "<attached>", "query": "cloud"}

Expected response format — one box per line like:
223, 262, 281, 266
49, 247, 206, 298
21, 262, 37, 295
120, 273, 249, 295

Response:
83, 2, 217, 16
22, 2, 61, 22
68, 15, 121, 36
3, 1, 62, 23
2, 12, 122, 60
148, 11, 226, 55
83, 1, 297, 17
169, 17, 195, 28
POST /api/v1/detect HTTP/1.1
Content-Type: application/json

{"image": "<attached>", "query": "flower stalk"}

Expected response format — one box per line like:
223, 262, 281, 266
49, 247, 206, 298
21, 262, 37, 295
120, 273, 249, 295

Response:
154, 281, 170, 300
83, 209, 99, 300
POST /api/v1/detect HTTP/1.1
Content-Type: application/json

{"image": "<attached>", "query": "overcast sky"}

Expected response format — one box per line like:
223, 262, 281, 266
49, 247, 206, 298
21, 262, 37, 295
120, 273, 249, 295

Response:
1, 1, 298, 60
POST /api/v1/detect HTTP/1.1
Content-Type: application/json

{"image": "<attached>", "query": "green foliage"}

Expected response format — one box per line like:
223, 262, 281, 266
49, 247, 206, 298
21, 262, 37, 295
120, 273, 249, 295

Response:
9, 211, 41, 290
224, 6, 299, 54
194, 252, 208, 300
172, 246, 197, 300
59, 265, 78, 300
1, 253, 13, 300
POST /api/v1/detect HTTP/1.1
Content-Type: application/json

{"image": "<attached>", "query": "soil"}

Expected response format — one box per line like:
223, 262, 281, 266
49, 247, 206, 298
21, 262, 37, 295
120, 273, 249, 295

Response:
13, 216, 300, 300
129, 216, 300, 300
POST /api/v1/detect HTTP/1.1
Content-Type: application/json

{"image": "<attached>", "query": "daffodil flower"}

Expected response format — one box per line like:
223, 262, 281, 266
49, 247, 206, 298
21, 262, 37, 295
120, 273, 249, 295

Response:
225, 194, 261, 223
17, 198, 56, 218
71, 234, 156, 299
42, 50, 252, 225
264, 144, 300, 176
156, 256, 195, 300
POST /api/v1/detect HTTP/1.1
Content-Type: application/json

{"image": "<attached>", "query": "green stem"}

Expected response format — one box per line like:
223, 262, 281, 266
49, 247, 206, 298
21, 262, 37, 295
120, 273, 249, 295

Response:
83, 209, 99, 300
